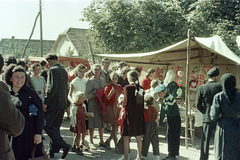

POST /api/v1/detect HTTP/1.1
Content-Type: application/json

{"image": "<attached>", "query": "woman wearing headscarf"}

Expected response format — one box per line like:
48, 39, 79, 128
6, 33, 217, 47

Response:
210, 73, 240, 160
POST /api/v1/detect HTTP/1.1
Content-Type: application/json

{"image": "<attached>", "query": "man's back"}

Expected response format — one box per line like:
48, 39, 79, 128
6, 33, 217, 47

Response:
196, 81, 222, 122
44, 64, 68, 110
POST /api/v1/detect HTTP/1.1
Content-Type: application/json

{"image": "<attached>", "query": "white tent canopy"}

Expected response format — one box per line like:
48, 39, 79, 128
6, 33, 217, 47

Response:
237, 36, 240, 48
95, 35, 240, 67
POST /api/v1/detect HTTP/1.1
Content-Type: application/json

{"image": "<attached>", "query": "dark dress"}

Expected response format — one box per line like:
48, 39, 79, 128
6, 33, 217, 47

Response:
210, 73, 240, 160
10, 85, 44, 160
122, 84, 146, 136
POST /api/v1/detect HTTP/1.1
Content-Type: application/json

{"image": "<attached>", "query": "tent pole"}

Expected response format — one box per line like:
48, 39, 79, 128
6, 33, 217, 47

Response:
185, 29, 191, 149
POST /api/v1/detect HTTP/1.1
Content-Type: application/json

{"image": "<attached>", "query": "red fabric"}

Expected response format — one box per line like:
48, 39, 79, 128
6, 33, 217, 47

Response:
144, 105, 157, 123
117, 108, 125, 126
96, 89, 106, 113
103, 84, 122, 106
68, 72, 76, 82
70, 104, 86, 134
141, 77, 152, 90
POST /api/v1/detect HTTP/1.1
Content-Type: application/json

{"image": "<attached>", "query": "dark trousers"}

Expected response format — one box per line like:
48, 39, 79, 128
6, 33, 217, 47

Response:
200, 122, 216, 160
44, 109, 67, 153
142, 121, 159, 157
167, 115, 181, 157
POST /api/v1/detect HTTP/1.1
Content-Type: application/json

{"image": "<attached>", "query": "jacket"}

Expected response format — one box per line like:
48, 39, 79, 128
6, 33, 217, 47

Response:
44, 63, 68, 110
0, 81, 25, 160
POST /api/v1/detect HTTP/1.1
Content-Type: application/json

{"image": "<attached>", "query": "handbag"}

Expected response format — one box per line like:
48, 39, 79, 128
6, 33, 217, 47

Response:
117, 108, 125, 126
28, 143, 49, 160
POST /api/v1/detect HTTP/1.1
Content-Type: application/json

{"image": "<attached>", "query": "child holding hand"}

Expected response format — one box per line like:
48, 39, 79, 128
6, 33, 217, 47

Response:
70, 91, 92, 156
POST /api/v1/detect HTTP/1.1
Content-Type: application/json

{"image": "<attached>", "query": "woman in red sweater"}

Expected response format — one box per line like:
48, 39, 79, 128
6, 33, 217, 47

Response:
103, 72, 122, 151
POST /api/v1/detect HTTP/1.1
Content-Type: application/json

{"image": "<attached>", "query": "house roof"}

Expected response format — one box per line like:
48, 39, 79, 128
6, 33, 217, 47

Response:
51, 28, 90, 56
0, 38, 55, 57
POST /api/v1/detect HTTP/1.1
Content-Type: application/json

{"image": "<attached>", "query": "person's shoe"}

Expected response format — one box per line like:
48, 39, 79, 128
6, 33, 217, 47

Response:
80, 144, 89, 151
76, 148, 84, 156
61, 144, 71, 159
89, 143, 97, 150
105, 140, 111, 150
99, 142, 106, 148
71, 146, 76, 152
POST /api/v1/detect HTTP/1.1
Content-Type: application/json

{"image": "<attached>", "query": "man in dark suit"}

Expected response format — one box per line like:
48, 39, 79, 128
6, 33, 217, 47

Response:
40, 60, 48, 82
0, 54, 25, 160
43, 54, 71, 159
195, 67, 222, 160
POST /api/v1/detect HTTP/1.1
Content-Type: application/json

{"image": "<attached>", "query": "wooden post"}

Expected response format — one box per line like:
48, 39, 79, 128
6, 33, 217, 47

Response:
185, 29, 191, 148
88, 41, 95, 64
22, 12, 40, 58
39, 0, 43, 57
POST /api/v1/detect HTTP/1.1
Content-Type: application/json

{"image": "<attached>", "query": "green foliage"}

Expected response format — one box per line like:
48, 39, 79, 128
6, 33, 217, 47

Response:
81, 0, 187, 54
81, 0, 240, 56
187, 0, 240, 55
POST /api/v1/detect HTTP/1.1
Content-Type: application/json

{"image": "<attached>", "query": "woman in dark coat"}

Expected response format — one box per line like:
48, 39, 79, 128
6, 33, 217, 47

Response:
210, 73, 240, 160
4, 64, 44, 160
122, 70, 146, 160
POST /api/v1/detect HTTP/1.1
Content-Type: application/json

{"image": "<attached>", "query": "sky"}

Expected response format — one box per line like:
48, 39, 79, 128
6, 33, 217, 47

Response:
0, 0, 92, 41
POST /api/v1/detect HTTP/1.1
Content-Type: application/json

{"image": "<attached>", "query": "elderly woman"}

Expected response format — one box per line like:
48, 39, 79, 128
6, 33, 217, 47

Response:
85, 64, 105, 149
4, 64, 44, 160
210, 73, 240, 160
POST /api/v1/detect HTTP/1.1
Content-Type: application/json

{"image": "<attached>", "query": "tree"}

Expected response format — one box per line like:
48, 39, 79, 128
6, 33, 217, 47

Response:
81, 0, 240, 55
81, 0, 187, 54
187, 0, 240, 55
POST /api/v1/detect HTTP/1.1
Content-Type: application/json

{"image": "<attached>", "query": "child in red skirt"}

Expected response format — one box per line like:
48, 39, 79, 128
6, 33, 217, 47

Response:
70, 91, 92, 155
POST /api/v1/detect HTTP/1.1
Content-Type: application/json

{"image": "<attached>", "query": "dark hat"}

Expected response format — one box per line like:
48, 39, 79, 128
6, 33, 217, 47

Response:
207, 67, 219, 78
154, 84, 166, 93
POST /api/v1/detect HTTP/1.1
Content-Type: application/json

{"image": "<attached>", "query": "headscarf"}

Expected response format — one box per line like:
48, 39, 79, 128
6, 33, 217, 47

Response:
220, 73, 236, 104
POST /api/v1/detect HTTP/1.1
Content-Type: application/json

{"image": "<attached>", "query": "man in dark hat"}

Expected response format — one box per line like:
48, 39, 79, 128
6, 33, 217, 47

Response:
43, 53, 71, 159
195, 66, 222, 160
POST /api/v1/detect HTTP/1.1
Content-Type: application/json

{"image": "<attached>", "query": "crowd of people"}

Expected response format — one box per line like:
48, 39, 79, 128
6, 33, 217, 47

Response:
0, 53, 240, 160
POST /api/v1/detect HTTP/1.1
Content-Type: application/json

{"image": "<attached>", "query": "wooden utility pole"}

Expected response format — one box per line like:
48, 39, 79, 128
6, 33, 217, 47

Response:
185, 29, 191, 149
22, 12, 40, 58
39, 0, 43, 57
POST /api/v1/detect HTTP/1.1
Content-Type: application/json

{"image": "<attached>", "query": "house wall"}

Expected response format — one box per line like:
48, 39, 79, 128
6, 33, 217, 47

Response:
53, 36, 78, 57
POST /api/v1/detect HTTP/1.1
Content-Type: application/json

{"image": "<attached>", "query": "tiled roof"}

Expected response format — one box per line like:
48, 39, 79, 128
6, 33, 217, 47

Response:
0, 38, 55, 58
52, 28, 90, 56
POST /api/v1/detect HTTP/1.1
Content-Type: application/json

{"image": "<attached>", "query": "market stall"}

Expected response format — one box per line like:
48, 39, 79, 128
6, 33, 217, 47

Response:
94, 35, 240, 147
